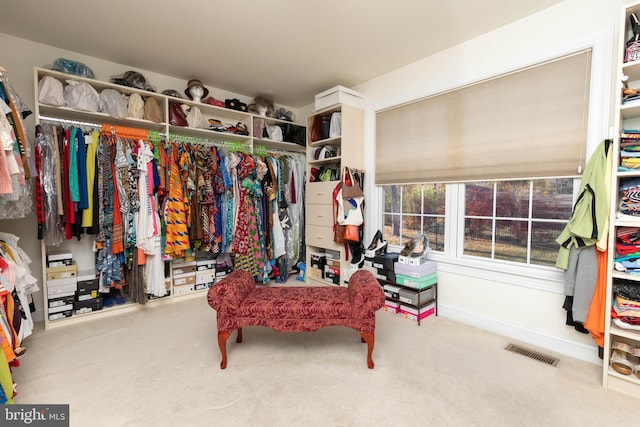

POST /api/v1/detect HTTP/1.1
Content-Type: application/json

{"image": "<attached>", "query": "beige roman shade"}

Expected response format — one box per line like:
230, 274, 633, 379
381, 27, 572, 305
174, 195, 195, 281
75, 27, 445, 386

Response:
375, 49, 592, 185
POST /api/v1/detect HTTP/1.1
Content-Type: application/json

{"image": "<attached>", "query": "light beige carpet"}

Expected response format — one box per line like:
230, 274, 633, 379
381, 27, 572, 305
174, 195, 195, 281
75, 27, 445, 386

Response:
11, 295, 637, 427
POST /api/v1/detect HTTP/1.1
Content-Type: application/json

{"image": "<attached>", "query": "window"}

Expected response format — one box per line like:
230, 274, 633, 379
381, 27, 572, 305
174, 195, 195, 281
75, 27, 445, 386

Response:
463, 178, 574, 267
381, 177, 574, 268
382, 184, 446, 252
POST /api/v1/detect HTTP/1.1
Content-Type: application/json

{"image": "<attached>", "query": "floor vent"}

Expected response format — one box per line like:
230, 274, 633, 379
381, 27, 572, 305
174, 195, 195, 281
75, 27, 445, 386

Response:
505, 343, 559, 367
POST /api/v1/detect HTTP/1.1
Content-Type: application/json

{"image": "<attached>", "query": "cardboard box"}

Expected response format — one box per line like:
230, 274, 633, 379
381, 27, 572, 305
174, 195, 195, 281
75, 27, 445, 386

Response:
310, 252, 326, 270
308, 267, 323, 280
384, 300, 401, 314
324, 265, 340, 285
400, 302, 436, 322
47, 277, 77, 297
398, 287, 436, 306
372, 252, 400, 271
315, 85, 365, 111
194, 282, 213, 291
393, 260, 437, 278
196, 270, 216, 285
74, 296, 103, 315
76, 276, 100, 302
196, 259, 216, 271
395, 272, 437, 289
326, 258, 341, 269
46, 263, 77, 280
173, 284, 195, 295
172, 261, 196, 275
47, 250, 72, 263
48, 302, 73, 314
173, 272, 196, 286
48, 294, 75, 309
49, 309, 72, 321
383, 284, 401, 300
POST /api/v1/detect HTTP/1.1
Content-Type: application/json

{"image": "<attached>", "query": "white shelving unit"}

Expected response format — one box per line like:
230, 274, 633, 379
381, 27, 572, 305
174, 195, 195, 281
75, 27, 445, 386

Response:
603, 0, 640, 397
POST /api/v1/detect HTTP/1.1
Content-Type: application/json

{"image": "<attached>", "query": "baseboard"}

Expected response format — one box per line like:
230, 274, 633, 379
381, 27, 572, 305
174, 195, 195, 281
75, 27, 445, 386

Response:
439, 303, 603, 366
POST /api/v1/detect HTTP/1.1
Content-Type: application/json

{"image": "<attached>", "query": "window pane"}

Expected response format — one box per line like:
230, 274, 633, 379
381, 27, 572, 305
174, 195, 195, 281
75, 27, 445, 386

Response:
383, 185, 400, 213
532, 178, 574, 220
494, 219, 527, 263
384, 213, 401, 246
424, 183, 446, 214
496, 181, 529, 218
423, 217, 445, 252
464, 218, 492, 258
531, 221, 563, 267
401, 184, 422, 214
465, 182, 494, 216
401, 216, 421, 243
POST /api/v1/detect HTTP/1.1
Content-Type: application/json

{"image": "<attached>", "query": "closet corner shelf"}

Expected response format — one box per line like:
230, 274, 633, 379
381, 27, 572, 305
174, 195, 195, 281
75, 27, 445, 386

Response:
309, 156, 341, 166
616, 170, 640, 178
613, 217, 640, 227
309, 136, 341, 147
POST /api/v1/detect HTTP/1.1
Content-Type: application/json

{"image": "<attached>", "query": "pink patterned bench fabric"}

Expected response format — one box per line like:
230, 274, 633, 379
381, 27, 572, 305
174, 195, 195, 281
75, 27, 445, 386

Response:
207, 269, 385, 369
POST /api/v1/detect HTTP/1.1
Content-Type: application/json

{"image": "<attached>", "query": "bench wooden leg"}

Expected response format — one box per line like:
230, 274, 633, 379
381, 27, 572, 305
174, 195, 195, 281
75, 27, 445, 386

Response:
218, 331, 231, 369
236, 327, 243, 343
360, 332, 375, 369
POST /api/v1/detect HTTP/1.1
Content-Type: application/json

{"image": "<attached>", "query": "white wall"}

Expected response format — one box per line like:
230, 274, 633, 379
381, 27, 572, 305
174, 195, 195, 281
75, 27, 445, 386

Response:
0, 32, 302, 322
352, 0, 627, 364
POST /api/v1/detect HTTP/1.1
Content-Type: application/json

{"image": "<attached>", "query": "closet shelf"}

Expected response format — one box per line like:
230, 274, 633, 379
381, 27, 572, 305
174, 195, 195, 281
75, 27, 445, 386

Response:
612, 270, 640, 281
309, 136, 341, 147
609, 323, 640, 341
39, 104, 166, 131
309, 156, 341, 166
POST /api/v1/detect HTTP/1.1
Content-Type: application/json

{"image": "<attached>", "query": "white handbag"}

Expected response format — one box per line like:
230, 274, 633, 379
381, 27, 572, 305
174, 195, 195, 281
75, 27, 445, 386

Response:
38, 76, 64, 106
64, 80, 99, 112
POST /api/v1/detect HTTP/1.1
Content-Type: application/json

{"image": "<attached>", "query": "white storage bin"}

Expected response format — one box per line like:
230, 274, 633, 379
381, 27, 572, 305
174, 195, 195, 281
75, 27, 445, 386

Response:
315, 85, 365, 111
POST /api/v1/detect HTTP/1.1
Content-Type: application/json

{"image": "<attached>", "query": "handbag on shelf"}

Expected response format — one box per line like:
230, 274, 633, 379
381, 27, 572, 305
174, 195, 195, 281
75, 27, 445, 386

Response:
169, 102, 187, 126
336, 167, 364, 226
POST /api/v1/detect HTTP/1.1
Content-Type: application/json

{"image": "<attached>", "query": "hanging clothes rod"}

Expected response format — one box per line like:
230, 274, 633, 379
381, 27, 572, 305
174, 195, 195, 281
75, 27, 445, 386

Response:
39, 115, 102, 128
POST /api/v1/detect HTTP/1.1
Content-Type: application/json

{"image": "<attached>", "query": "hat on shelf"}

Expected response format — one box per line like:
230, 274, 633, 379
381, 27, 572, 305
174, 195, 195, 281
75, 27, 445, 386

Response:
185, 79, 209, 100
161, 89, 183, 99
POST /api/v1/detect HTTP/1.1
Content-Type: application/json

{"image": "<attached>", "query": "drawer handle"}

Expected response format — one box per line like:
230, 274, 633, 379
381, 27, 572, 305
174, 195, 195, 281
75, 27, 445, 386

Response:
317, 236, 324, 240
316, 214, 325, 218
316, 192, 326, 196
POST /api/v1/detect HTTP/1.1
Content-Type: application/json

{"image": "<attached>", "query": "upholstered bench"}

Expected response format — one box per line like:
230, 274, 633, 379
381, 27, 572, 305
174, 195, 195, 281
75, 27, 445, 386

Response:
207, 269, 385, 369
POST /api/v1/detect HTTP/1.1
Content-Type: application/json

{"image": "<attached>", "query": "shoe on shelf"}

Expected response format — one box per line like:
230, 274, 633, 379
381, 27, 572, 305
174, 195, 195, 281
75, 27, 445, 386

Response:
408, 233, 430, 260
610, 341, 639, 375
350, 242, 365, 268
365, 230, 387, 257
400, 238, 416, 257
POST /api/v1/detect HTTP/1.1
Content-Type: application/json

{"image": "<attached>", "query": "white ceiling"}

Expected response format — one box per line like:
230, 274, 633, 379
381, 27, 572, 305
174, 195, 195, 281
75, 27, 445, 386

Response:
0, 0, 565, 107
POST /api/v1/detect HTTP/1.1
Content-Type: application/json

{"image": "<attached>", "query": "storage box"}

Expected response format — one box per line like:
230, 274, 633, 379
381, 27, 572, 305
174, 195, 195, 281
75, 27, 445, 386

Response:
371, 252, 400, 271
47, 250, 73, 266
173, 284, 195, 295
76, 276, 100, 301
47, 277, 77, 297
48, 302, 73, 314
173, 272, 196, 286
398, 287, 436, 306
395, 272, 437, 289
310, 252, 326, 270
49, 309, 72, 321
393, 260, 437, 278
400, 302, 436, 322
194, 282, 213, 291
384, 300, 401, 314
74, 296, 103, 315
48, 294, 75, 309
325, 249, 340, 260
196, 270, 216, 285
315, 85, 365, 111
326, 258, 341, 269
196, 259, 216, 271
308, 267, 323, 280
46, 263, 77, 280
324, 265, 340, 285
383, 284, 401, 300
172, 261, 196, 275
